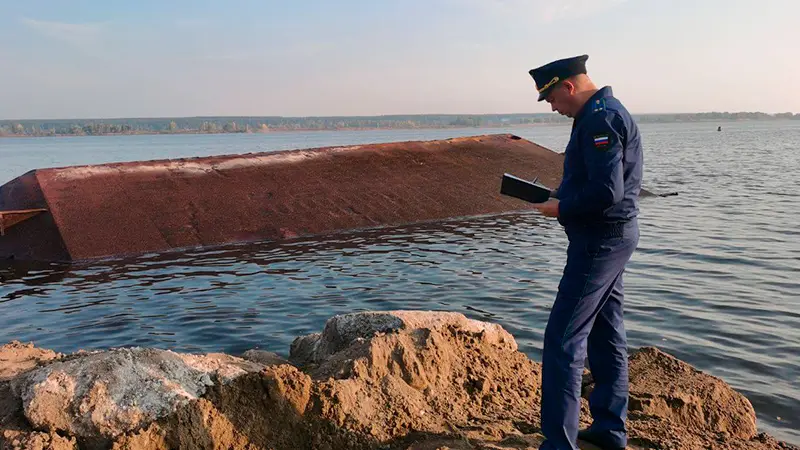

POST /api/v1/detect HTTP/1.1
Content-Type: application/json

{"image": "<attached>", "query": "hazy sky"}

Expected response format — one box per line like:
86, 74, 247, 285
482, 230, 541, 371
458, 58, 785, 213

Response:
1, 0, 798, 119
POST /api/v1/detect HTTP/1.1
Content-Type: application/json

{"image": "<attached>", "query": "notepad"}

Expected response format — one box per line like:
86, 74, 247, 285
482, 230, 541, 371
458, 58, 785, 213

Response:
500, 173, 552, 204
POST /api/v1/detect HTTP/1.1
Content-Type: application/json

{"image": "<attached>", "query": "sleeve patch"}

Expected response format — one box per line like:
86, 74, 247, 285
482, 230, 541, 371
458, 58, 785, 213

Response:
593, 133, 611, 150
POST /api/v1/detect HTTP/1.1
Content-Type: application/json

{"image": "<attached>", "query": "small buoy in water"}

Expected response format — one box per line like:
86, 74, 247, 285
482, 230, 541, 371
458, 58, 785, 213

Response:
717, 126, 722, 131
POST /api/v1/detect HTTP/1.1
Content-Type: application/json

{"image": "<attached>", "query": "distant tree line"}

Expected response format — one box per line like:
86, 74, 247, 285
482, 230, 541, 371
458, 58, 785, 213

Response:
0, 112, 797, 137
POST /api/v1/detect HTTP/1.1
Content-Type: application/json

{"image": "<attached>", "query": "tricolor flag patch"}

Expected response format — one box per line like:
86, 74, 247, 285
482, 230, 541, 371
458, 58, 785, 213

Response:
593, 134, 610, 149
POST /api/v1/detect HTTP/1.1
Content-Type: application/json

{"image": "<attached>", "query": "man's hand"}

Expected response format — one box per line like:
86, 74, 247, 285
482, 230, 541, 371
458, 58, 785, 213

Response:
533, 198, 560, 218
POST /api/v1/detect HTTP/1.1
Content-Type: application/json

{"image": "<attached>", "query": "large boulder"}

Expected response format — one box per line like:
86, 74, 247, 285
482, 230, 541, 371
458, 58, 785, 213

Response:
290, 310, 518, 366
293, 310, 541, 443
14, 347, 263, 443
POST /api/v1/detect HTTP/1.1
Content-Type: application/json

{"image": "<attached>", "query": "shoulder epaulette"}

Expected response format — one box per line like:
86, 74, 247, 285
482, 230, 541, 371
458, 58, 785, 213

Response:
591, 98, 607, 114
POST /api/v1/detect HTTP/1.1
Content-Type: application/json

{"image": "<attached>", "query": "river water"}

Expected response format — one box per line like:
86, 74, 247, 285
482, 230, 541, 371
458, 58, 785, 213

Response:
0, 121, 798, 443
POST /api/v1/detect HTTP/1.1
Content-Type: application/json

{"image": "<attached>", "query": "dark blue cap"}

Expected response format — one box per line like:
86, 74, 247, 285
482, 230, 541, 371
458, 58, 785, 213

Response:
529, 54, 589, 101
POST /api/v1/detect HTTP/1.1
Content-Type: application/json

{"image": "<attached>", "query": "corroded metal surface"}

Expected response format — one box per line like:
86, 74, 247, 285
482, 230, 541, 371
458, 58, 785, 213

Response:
0, 134, 565, 261
0, 209, 47, 236
0, 171, 69, 261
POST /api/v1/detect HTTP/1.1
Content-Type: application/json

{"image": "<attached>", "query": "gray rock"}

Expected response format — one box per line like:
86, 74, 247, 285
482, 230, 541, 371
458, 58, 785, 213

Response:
15, 347, 263, 441
240, 349, 290, 367
289, 310, 517, 366
289, 333, 322, 367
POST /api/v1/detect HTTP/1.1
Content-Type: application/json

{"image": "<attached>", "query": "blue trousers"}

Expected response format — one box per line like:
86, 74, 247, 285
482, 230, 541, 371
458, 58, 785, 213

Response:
539, 220, 639, 450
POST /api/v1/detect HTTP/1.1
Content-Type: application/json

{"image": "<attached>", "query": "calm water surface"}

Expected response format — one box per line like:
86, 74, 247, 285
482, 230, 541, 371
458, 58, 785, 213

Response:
0, 122, 798, 443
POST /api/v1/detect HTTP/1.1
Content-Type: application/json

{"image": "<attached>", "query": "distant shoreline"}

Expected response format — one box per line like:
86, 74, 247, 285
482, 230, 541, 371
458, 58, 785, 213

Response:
0, 123, 567, 139
1, 113, 797, 138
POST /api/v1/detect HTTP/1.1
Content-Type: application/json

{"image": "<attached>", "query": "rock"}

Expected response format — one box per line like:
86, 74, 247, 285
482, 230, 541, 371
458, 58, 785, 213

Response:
289, 333, 322, 368
303, 311, 540, 443
240, 349, 290, 367
0, 312, 796, 450
115, 366, 328, 450
290, 310, 518, 366
627, 347, 758, 440
262, 365, 313, 415
110, 423, 168, 450
115, 311, 539, 449
190, 366, 315, 448
15, 347, 264, 443
1, 429, 77, 450
0, 341, 61, 381
178, 352, 265, 384
0, 381, 21, 429
0, 342, 62, 435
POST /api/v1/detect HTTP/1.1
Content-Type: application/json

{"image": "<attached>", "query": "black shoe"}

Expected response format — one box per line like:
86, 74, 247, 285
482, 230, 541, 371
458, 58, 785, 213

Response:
577, 429, 626, 450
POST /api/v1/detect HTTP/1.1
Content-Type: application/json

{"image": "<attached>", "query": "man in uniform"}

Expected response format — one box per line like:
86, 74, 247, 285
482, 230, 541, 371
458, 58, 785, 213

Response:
527, 55, 643, 450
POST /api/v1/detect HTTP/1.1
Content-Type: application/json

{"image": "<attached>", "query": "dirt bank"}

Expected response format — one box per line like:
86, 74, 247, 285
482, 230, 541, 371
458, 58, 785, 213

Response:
0, 311, 795, 450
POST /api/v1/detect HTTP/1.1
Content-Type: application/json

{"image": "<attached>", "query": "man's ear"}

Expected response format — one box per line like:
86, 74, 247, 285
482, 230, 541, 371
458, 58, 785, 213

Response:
563, 80, 576, 95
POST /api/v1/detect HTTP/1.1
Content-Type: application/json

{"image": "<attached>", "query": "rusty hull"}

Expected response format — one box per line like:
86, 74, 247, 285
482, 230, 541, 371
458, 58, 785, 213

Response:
0, 134, 565, 262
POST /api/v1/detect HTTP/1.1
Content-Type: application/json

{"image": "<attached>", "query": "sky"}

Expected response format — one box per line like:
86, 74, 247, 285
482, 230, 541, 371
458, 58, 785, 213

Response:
0, 0, 798, 119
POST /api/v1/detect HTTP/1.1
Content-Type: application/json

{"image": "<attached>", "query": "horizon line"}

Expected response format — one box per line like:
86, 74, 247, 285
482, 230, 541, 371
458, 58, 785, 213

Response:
1, 111, 797, 122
